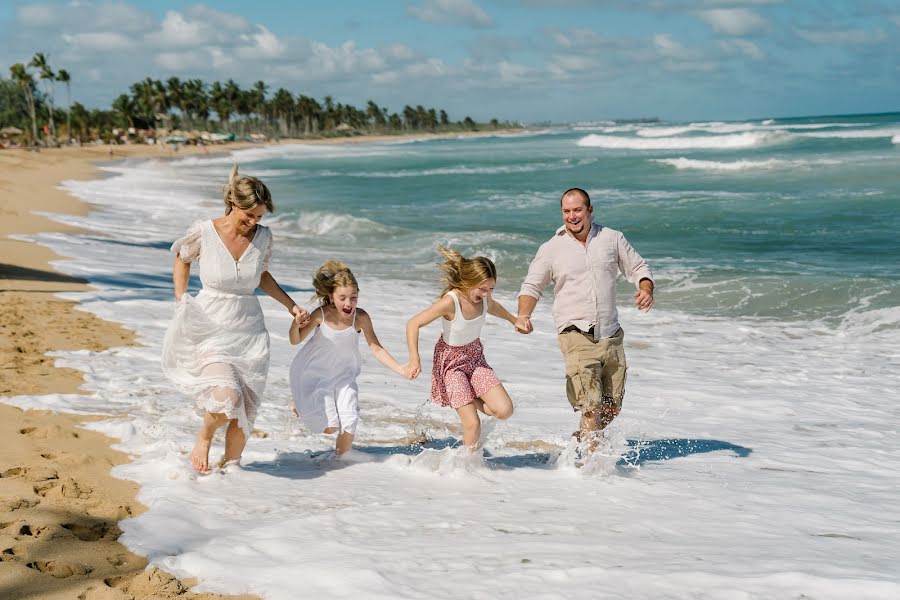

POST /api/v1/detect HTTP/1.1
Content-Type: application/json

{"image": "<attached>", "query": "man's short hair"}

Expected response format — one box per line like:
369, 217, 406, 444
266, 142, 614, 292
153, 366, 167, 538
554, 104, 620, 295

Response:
561, 187, 591, 207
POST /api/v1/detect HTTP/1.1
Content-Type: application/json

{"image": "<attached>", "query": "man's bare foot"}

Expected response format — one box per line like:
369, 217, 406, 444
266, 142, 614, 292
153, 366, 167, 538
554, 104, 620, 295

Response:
190, 436, 212, 472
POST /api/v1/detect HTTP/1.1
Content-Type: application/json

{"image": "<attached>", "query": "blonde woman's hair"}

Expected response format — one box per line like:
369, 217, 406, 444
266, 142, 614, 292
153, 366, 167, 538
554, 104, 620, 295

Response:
223, 163, 274, 215
312, 260, 358, 306
436, 244, 497, 297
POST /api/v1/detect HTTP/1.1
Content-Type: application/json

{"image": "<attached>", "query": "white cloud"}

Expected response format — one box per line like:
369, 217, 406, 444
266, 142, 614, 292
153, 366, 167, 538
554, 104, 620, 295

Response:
552, 28, 607, 50
407, 0, 494, 28
654, 34, 718, 72
17, 5, 57, 27
698, 8, 768, 36
156, 11, 212, 48
154, 51, 210, 72
795, 28, 886, 45
61, 32, 134, 50
719, 38, 764, 60
237, 26, 287, 59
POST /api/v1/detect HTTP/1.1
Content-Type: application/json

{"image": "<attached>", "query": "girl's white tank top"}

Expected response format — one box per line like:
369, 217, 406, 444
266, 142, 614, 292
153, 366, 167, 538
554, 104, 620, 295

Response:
441, 290, 487, 347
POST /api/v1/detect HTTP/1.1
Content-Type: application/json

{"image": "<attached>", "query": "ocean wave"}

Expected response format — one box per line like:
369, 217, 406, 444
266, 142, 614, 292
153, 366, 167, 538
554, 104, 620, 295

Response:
336, 158, 594, 178
652, 157, 841, 172
799, 127, 900, 140
577, 131, 790, 150
635, 121, 871, 138
283, 211, 400, 238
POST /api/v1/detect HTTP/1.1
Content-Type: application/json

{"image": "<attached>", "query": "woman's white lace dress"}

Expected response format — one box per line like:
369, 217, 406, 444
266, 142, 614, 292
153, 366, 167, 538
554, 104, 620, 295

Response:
161, 219, 273, 435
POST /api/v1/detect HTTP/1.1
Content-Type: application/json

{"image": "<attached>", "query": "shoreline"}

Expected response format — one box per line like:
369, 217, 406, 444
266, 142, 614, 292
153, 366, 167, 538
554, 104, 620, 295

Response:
0, 128, 524, 599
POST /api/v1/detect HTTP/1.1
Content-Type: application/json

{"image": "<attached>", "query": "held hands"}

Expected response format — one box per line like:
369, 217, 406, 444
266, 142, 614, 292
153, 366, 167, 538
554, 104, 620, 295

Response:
514, 315, 533, 334
403, 360, 421, 380
633, 289, 654, 312
291, 304, 311, 328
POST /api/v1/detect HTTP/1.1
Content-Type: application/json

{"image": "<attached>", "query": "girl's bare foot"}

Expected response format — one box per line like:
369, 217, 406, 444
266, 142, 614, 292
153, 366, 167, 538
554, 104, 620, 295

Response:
191, 435, 212, 472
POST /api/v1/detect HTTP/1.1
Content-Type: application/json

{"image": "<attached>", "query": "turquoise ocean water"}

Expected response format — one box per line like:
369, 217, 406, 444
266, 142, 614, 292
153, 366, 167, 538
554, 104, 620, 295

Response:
249, 112, 900, 325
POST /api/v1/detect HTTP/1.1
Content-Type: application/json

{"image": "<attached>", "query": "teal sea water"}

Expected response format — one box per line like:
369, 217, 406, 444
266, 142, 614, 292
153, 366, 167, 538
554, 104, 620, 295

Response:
247, 112, 900, 325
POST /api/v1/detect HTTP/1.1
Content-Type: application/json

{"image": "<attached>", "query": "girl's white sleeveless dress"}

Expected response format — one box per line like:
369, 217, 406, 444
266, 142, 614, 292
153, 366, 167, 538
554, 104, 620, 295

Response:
161, 219, 273, 436
289, 311, 362, 435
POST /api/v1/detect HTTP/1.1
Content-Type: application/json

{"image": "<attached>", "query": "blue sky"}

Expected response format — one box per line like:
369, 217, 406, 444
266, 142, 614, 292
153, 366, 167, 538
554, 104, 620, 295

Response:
2, 0, 898, 123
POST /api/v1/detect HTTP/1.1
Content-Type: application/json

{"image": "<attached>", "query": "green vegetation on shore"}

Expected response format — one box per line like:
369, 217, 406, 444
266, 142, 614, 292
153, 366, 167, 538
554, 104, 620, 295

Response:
4, 54, 520, 147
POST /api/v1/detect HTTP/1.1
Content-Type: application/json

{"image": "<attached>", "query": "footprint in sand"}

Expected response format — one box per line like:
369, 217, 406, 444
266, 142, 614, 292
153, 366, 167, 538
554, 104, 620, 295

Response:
0, 544, 28, 561
18, 425, 79, 439
33, 477, 93, 500
61, 520, 120, 542
1, 465, 59, 482
0, 495, 40, 511
26, 560, 93, 578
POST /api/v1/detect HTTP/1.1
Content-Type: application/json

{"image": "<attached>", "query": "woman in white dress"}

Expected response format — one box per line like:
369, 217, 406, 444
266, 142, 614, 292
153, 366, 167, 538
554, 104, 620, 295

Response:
162, 165, 309, 472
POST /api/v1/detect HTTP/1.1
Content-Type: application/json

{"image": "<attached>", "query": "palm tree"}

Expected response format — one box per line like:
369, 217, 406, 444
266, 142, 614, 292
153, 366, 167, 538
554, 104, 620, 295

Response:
251, 80, 267, 129
166, 76, 184, 126
57, 69, 71, 142
130, 78, 168, 130
272, 88, 294, 137
366, 100, 385, 128
9, 63, 38, 145
112, 94, 136, 128
29, 52, 56, 142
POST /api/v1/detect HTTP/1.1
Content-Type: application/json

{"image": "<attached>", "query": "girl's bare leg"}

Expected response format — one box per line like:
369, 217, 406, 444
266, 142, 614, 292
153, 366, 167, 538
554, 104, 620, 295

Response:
474, 384, 514, 420
192, 412, 228, 472
455, 403, 482, 450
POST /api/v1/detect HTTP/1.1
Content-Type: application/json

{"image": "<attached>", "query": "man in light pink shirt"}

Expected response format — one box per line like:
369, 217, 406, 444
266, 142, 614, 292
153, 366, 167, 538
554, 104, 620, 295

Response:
517, 188, 654, 445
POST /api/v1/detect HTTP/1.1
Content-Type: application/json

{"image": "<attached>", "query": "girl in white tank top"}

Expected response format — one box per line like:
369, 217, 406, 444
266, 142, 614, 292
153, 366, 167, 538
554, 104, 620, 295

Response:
288, 261, 410, 455
406, 245, 530, 451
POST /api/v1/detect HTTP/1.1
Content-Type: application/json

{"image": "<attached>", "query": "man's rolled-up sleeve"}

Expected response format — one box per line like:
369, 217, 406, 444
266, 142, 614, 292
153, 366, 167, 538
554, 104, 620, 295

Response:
519, 243, 553, 299
617, 232, 653, 287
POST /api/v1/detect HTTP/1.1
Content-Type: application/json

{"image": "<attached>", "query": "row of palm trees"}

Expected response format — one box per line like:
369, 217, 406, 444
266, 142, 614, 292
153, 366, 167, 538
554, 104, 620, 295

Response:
8, 53, 70, 145
6, 57, 514, 146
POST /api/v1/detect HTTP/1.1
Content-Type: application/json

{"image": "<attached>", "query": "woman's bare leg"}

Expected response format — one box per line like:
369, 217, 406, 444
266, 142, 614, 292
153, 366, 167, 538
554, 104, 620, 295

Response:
192, 412, 228, 472
223, 418, 247, 463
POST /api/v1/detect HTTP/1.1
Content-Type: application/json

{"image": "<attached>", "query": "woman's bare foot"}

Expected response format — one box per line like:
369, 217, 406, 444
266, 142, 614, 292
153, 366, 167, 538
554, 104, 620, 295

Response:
190, 435, 212, 472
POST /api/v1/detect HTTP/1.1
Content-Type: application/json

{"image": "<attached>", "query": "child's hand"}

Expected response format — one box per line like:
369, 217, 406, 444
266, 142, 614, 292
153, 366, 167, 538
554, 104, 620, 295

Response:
404, 360, 421, 380
514, 315, 533, 334
290, 406, 299, 417
292, 305, 311, 328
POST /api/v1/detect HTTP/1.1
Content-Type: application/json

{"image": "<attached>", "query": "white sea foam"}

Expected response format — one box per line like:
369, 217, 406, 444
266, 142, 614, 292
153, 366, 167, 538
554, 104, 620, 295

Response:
5, 150, 899, 599
577, 131, 790, 150
799, 127, 900, 140
892, 134, 900, 144
336, 158, 593, 178
634, 121, 869, 138
652, 157, 842, 172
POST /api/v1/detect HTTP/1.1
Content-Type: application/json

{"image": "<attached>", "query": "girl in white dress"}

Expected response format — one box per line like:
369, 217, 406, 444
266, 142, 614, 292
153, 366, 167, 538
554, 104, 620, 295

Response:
289, 261, 409, 455
162, 165, 309, 473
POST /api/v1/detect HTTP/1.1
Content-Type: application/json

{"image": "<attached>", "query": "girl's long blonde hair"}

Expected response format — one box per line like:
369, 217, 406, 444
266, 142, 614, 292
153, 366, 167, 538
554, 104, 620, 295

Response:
312, 260, 358, 306
436, 244, 497, 297
223, 163, 274, 215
